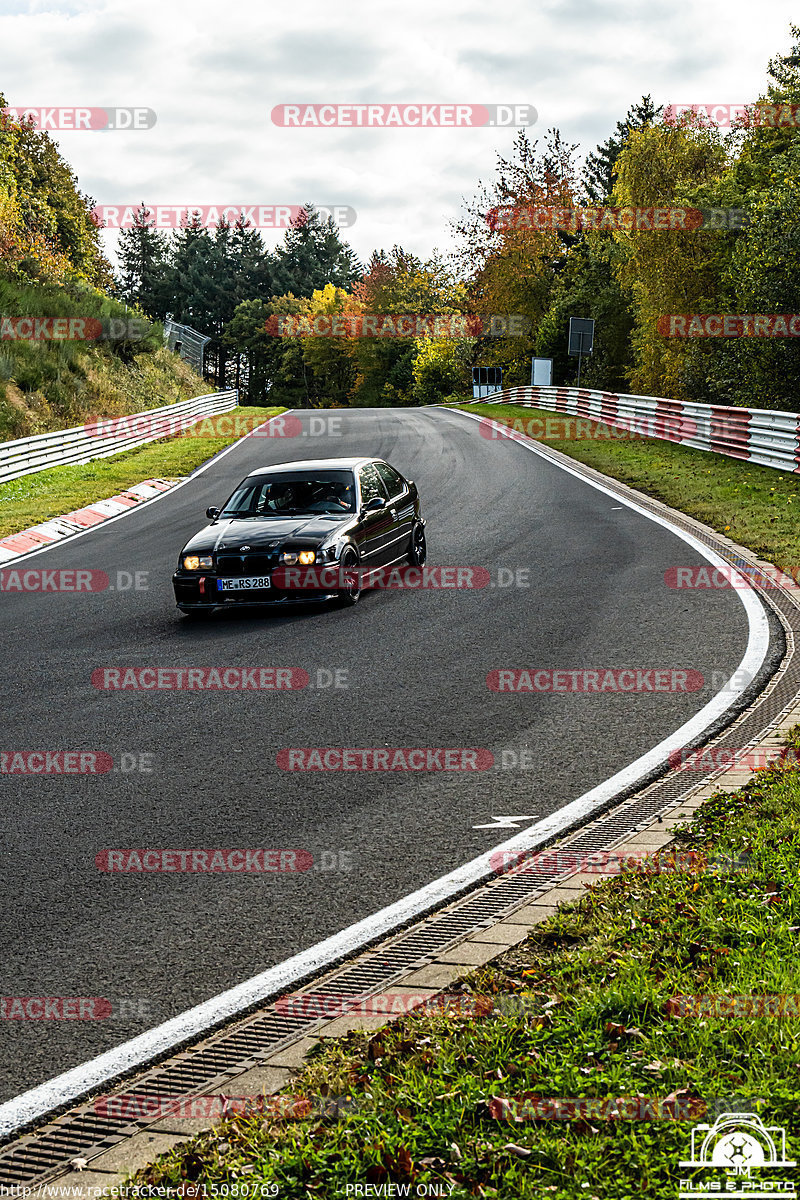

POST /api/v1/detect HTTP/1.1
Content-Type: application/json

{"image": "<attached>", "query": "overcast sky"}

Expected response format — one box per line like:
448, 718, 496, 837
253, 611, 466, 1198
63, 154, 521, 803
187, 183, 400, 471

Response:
0, 0, 797, 271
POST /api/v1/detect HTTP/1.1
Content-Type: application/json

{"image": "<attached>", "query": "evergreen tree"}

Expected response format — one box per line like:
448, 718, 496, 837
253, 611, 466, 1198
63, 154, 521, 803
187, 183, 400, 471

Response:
271, 206, 362, 296
116, 205, 169, 318
164, 215, 215, 328
583, 96, 662, 203
178, 217, 276, 388
230, 215, 275, 305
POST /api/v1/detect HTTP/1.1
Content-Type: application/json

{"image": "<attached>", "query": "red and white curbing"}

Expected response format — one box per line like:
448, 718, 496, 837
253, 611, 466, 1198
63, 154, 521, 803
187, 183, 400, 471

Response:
0, 478, 181, 564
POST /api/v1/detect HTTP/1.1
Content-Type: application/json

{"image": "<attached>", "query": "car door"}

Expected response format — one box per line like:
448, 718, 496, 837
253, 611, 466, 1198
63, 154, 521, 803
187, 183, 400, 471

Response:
356, 462, 395, 567
375, 461, 413, 563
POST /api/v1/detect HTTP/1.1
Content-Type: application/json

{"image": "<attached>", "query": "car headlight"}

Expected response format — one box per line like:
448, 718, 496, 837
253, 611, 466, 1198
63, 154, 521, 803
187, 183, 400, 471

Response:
183, 555, 213, 570
281, 550, 316, 565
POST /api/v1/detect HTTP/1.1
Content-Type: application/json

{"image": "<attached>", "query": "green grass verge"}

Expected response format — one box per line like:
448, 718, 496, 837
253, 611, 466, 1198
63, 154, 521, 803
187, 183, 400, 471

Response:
132, 737, 800, 1198
458, 402, 800, 577
0, 407, 285, 538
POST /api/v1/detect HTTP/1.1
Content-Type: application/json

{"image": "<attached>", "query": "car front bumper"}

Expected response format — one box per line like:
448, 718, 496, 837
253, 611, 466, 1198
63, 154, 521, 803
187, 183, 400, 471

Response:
172, 573, 339, 609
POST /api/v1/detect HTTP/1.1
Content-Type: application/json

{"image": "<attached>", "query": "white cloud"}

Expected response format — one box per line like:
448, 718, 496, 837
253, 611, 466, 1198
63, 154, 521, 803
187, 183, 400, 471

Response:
1, 0, 797, 269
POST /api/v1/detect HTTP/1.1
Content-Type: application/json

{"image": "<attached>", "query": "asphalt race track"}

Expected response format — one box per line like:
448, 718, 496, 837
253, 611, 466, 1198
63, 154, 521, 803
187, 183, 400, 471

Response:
0, 406, 754, 1103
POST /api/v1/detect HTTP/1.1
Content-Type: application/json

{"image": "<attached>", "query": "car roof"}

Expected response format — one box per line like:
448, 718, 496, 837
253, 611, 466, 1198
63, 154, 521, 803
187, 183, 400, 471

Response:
245, 458, 378, 477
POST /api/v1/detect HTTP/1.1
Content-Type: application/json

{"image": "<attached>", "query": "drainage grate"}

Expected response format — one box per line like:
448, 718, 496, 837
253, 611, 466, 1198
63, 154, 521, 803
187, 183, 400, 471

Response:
2, 448, 798, 1189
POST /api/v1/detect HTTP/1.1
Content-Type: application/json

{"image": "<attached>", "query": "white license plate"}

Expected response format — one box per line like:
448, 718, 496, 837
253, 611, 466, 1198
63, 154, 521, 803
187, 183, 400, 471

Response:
217, 576, 271, 591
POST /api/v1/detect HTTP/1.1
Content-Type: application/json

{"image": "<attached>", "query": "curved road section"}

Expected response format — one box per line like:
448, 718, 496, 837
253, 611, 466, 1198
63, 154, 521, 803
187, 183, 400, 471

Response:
0, 406, 765, 1111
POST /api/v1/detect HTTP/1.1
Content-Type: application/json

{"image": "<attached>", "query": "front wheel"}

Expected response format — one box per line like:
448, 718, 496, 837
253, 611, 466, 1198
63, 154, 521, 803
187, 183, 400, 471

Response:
331, 548, 362, 607
408, 523, 427, 567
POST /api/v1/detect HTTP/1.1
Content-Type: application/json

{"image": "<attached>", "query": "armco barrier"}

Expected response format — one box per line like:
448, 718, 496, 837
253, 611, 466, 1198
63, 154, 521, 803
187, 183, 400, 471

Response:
0, 390, 238, 485
476, 385, 800, 473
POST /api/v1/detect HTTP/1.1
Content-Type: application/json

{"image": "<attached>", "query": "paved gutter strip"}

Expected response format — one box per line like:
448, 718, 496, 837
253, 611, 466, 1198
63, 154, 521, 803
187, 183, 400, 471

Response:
3, 432, 800, 1196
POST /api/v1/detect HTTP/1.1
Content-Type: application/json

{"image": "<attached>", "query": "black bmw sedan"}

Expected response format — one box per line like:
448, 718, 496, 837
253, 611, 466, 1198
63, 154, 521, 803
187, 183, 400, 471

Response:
172, 457, 426, 617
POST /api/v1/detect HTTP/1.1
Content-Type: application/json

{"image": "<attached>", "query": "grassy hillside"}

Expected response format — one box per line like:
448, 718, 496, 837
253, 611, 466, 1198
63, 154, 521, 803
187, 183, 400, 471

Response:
0, 270, 208, 440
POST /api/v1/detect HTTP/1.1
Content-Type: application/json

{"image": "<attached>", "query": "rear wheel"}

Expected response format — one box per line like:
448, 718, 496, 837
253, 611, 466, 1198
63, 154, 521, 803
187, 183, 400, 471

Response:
408, 523, 427, 567
332, 548, 362, 607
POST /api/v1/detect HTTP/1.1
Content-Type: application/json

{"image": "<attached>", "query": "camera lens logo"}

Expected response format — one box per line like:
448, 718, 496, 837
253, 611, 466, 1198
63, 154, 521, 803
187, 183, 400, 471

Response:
679, 1110, 796, 1196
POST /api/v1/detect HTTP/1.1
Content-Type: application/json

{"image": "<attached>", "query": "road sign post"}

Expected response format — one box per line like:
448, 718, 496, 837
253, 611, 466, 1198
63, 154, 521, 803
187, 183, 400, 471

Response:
568, 317, 595, 387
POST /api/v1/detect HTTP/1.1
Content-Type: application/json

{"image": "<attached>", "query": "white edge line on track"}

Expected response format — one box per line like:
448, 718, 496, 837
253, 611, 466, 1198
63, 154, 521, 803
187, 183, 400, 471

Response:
0, 406, 771, 1138
0, 410, 296, 569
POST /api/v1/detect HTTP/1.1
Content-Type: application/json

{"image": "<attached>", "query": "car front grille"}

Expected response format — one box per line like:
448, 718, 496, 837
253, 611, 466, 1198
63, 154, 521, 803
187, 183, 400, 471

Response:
216, 552, 277, 578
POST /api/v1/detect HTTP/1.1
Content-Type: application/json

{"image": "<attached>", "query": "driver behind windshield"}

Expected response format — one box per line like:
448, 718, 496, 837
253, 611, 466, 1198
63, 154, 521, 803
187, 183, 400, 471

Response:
264, 483, 297, 512
307, 481, 353, 512
230, 477, 356, 516
264, 479, 355, 513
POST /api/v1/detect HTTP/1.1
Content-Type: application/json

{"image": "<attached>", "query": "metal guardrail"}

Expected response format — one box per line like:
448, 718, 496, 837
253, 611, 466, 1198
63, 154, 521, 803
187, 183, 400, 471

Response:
476, 385, 800, 474
0, 390, 238, 485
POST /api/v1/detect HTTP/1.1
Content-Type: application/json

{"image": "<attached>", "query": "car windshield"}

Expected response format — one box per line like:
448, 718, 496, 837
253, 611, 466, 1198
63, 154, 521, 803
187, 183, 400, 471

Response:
219, 472, 357, 518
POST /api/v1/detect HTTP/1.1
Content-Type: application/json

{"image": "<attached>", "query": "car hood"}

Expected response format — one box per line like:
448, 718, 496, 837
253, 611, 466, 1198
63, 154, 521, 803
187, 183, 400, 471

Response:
183, 514, 350, 554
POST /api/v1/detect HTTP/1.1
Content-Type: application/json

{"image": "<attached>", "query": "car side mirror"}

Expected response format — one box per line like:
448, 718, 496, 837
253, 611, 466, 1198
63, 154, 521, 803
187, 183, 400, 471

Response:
206, 506, 220, 520
363, 496, 386, 512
